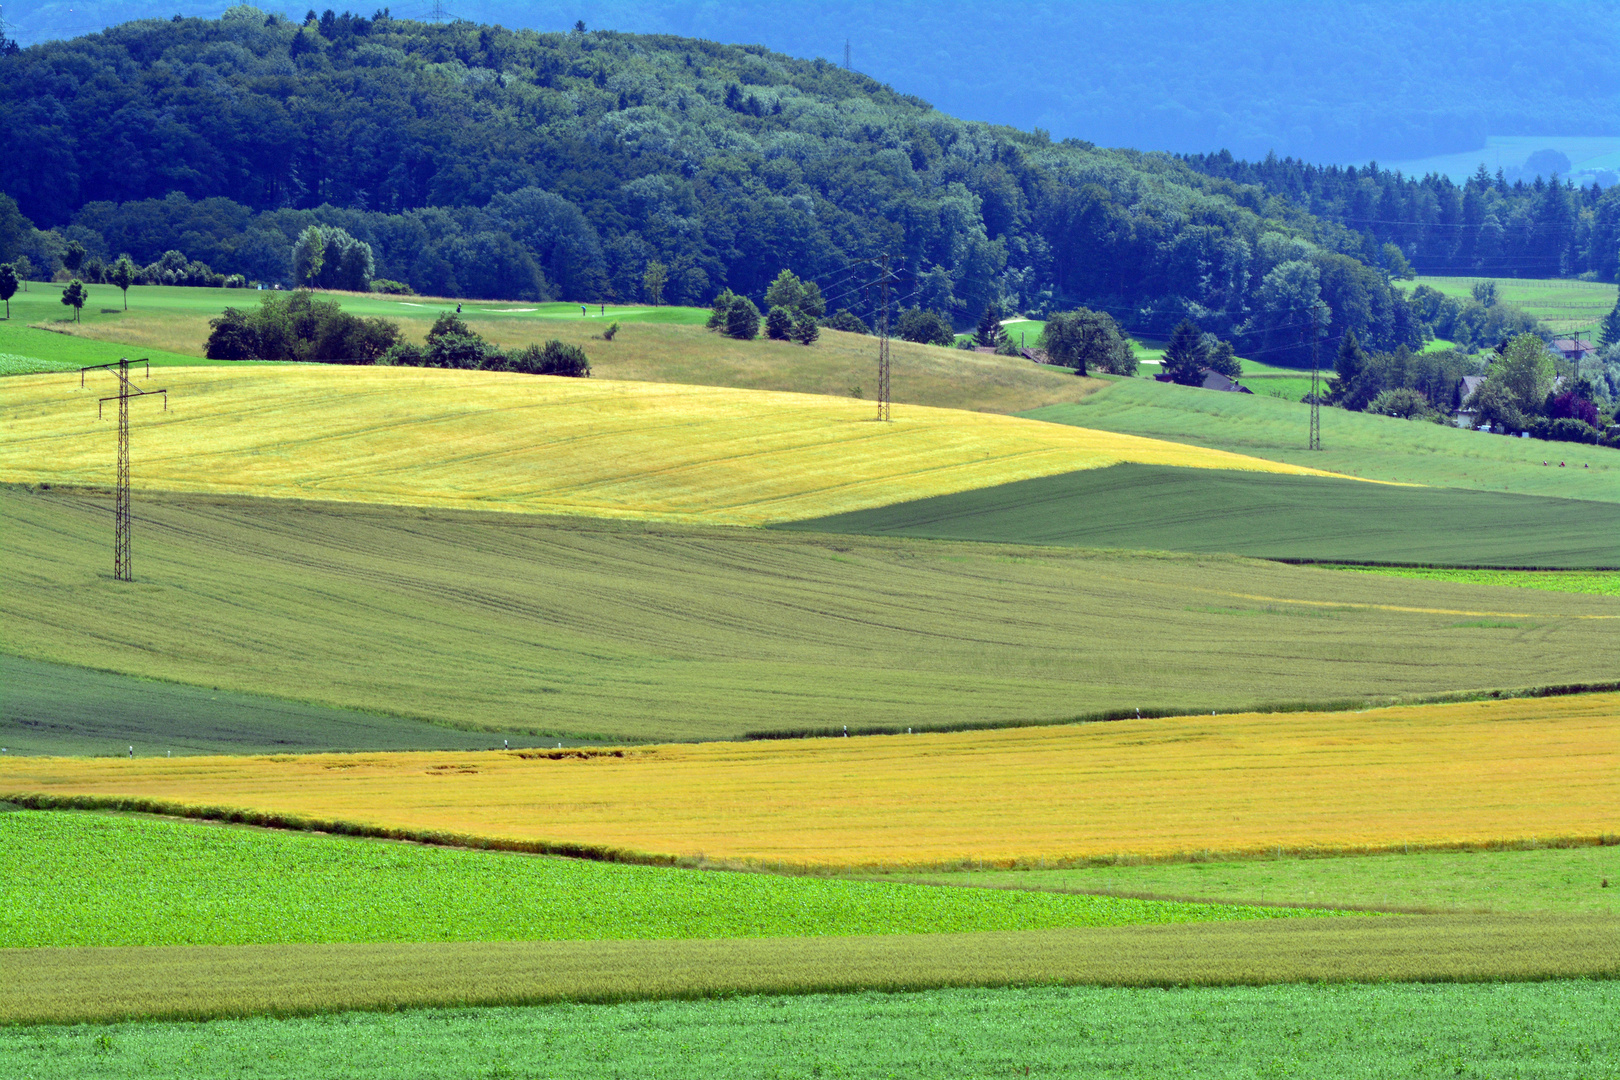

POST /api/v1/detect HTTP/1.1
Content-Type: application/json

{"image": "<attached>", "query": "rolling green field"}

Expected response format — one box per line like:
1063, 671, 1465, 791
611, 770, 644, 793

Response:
779, 462, 1620, 566
0, 655, 568, 757
887, 846, 1620, 916
1325, 566, 1620, 596
1402, 276, 1618, 339
6, 486, 1617, 743
1025, 378, 1620, 502
0, 811, 1297, 949
8, 981, 1617, 1079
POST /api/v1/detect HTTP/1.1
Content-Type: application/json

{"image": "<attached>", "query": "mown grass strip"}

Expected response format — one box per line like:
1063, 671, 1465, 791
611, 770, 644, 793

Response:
5, 915, 1614, 1025
0, 811, 1309, 949
1319, 565, 1620, 596
5, 694, 1616, 872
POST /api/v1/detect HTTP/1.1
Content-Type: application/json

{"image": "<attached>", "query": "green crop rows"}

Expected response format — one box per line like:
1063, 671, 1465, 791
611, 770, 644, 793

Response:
779, 462, 1620, 567
0, 811, 1317, 948
6, 981, 1615, 1079
7, 486, 1619, 744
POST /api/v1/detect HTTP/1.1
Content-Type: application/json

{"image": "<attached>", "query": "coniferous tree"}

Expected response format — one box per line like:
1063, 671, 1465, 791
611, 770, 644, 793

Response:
1160, 319, 1208, 385
1601, 294, 1620, 347
974, 304, 1004, 347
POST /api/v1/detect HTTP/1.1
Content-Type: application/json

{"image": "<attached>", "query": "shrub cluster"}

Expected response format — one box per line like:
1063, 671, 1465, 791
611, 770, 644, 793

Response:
382, 312, 589, 376
206, 290, 399, 363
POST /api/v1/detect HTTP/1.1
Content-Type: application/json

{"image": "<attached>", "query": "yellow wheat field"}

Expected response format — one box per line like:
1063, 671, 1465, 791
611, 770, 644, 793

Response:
0, 365, 1346, 525
5, 695, 1615, 869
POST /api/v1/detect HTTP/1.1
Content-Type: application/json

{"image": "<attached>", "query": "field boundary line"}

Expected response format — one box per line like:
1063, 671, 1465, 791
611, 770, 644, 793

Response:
3, 793, 1616, 877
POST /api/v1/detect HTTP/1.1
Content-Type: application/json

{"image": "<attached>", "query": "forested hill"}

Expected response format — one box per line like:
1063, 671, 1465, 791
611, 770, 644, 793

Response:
1183, 153, 1620, 283
3, 7, 1419, 364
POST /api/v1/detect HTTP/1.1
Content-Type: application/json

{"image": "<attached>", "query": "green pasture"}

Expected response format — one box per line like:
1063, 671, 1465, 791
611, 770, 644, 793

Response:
1400, 275, 1618, 339
780, 463, 1620, 567
1245, 375, 1313, 400
0, 810, 1308, 949
1324, 566, 1620, 596
6, 486, 1618, 743
4, 281, 1091, 412
888, 846, 1620, 917
1, 281, 709, 370
0, 655, 567, 757
1024, 377, 1620, 503
7, 980, 1615, 1078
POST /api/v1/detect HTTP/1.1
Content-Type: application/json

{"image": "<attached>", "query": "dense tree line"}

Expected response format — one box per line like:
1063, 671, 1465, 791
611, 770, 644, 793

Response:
2, 9, 1445, 366
1181, 153, 1620, 282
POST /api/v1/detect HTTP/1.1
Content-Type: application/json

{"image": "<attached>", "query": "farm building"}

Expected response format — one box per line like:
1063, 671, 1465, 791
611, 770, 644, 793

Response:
1452, 374, 1487, 427
1551, 338, 1597, 363
1155, 369, 1253, 393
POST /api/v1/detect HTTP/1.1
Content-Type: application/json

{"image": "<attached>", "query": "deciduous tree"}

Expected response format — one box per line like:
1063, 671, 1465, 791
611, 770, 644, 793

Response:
60, 279, 88, 322
642, 259, 667, 306
109, 256, 136, 310
0, 264, 16, 319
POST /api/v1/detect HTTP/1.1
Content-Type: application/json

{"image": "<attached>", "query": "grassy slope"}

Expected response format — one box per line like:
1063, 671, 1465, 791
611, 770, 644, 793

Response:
1024, 377, 1620, 502
5, 918, 1614, 1025
1401, 275, 1618, 339
12, 282, 1099, 413
0, 810, 1305, 949
0, 655, 572, 757
9, 983, 1615, 1078
7, 488, 1618, 744
0, 365, 1324, 527
6, 694, 1615, 870
778, 462, 1620, 567
885, 846, 1620, 917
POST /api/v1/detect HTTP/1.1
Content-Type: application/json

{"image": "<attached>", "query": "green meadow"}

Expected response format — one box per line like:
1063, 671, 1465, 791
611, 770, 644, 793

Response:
779, 463, 1620, 566
1401, 275, 1618, 339
886, 846, 1620, 917
1322, 566, 1620, 595
7, 486, 1617, 744
0, 810, 1311, 949
7, 981, 1615, 1079
1025, 377, 1620, 502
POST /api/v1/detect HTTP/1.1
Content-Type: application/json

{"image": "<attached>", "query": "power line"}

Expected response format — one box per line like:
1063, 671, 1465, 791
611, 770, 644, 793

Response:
80, 359, 168, 583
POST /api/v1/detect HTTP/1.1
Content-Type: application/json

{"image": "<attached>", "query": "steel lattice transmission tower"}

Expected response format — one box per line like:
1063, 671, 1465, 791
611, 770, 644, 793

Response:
81, 359, 167, 581
873, 254, 895, 422
1308, 330, 1322, 451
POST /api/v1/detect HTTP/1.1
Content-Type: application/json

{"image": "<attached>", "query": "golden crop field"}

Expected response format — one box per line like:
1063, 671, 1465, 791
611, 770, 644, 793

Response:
0, 365, 1344, 525
6, 694, 1615, 870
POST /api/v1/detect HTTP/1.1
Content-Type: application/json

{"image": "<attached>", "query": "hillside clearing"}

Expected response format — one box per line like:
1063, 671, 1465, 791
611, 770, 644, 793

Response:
0, 365, 1333, 526
1401, 276, 1618, 339
6, 694, 1614, 870
6, 488, 1616, 744
1025, 377, 1620, 503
